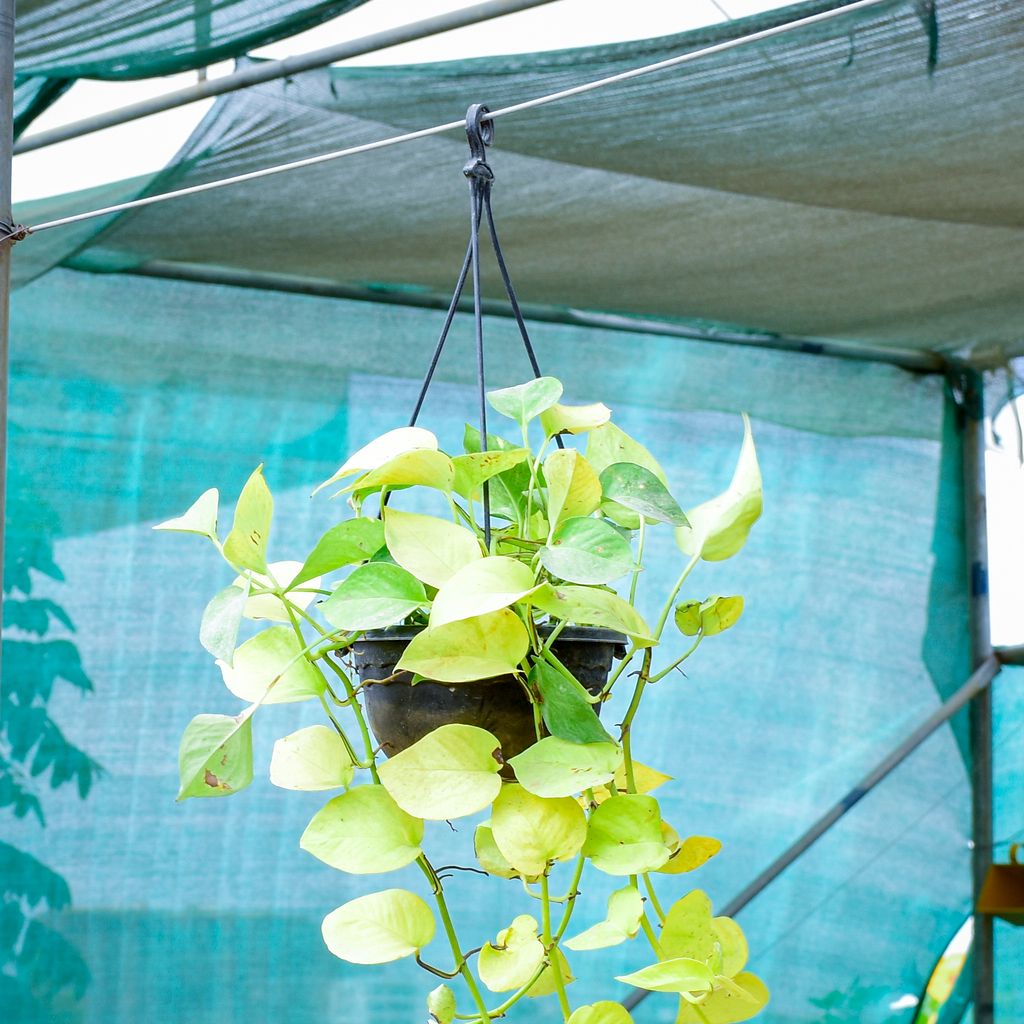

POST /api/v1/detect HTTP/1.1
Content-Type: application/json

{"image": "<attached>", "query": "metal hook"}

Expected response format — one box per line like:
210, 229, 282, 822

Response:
463, 102, 494, 183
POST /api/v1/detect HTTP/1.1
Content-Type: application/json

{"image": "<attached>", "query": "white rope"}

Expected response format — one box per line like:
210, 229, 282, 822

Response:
26, 0, 893, 236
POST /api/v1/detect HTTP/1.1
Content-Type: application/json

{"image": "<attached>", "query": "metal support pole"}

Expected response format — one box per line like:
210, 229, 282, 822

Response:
13, 0, 561, 154
623, 653, 1002, 1012
0, 0, 13, 682
960, 367, 995, 1024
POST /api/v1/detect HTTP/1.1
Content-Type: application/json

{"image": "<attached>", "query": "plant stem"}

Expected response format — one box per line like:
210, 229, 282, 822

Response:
600, 643, 638, 697
648, 633, 703, 683
321, 652, 379, 783
642, 873, 666, 924
653, 551, 701, 642
553, 856, 586, 941
639, 909, 664, 959
316, 691, 361, 766
629, 517, 646, 606
619, 649, 652, 794
419, 857, 492, 1024
540, 874, 572, 1022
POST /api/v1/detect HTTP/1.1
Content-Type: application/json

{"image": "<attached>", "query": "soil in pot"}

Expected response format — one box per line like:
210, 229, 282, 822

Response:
352, 626, 626, 762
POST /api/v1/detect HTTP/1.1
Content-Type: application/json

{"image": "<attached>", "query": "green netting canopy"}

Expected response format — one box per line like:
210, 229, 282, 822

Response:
4, 2, 1023, 1023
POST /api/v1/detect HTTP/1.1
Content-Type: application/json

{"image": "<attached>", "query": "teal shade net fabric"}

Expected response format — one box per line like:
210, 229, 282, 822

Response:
3, 266, 981, 1022
13, 0, 1024, 363
11, 0, 370, 134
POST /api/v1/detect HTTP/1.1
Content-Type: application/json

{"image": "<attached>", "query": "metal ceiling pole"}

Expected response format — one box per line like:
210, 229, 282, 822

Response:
960, 367, 995, 1024
13, 0, 561, 154
0, 0, 13, 683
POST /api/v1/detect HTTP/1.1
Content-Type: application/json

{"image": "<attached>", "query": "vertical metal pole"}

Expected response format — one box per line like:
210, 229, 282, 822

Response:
0, 0, 14, 684
961, 367, 994, 1023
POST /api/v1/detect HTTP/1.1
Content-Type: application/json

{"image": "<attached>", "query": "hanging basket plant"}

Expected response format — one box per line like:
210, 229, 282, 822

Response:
158, 105, 770, 1024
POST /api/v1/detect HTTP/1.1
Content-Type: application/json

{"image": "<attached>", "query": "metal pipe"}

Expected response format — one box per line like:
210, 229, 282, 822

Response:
623, 653, 1002, 1012
116, 259, 947, 374
960, 368, 995, 1024
0, 0, 13, 683
13, 0, 562, 154
996, 643, 1024, 666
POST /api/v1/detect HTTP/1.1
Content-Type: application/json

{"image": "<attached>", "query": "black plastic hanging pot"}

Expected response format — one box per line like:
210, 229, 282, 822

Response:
352, 626, 626, 761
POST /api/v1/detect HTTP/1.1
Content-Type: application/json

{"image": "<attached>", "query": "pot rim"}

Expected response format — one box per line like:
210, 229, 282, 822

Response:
358, 624, 627, 645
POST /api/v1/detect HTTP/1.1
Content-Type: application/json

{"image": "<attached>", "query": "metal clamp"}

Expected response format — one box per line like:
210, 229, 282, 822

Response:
463, 102, 494, 184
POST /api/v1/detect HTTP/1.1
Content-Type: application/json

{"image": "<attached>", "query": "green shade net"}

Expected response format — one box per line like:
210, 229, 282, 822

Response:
14, 0, 1024, 363
3, 265, 983, 1022
12, 0, 369, 134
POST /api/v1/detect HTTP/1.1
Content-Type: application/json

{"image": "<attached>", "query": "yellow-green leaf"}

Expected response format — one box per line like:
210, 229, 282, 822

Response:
712, 917, 749, 978
615, 957, 715, 994
300, 785, 423, 873
429, 556, 541, 628
218, 626, 326, 704
234, 560, 318, 622
487, 377, 563, 428
320, 562, 427, 631
545, 449, 602, 529
177, 710, 254, 800
314, 426, 438, 495
290, 519, 385, 587
676, 972, 768, 1023
453, 448, 530, 500
676, 414, 762, 561
478, 914, 545, 993
541, 401, 611, 437
474, 821, 525, 880
657, 830, 722, 875
491, 783, 587, 877
587, 423, 668, 530
527, 946, 575, 998
583, 794, 669, 875
384, 508, 482, 587
396, 609, 529, 683
533, 585, 654, 647
661, 890, 715, 962
428, 985, 457, 1024
321, 888, 434, 964
510, 737, 622, 799
270, 724, 354, 791
378, 723, 502, 820
565, 884, 643, 951
568, 1003, 636, 1024
675, 595, 744, 638
599, 463, 689, 527
540, 517, 634, 586
589, 760, 672, 806
153, 487, 219, 541
343, 449, 454, 496
223, 465, 273, 573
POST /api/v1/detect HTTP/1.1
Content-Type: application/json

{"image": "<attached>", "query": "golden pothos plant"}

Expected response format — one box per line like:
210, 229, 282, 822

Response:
158, 376, 768, 1024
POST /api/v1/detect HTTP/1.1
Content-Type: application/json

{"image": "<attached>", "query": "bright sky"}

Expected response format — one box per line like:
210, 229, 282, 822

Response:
11, 0, 1022, 644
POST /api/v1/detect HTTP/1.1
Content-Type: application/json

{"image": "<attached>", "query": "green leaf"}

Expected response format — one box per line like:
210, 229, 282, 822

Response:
343, 449, 455, 496
676, 972, 768, 1023
676, 414, 762, 561
153, 487, 219, 541
565, 884, 643, 951
453, 448, 530, 501
223, 466, 273, 573
290, 519, 385, 587
582, 794, 669, 875
532, 661, 611, 745
384, 508, 482, 588
320, 562, 427, 631
533, 585, 655, 647
673, 601, 703, 637
463, 426, 534, 523
396, 609, 529, 683
300, 785, 423, 873
567, 1003, 636, 1024
474, 821, 524, 879
430, 556, 541, 628
657, 831, 722, 875
378, 723, 502, 820
218, 626, 326, 704
712, 916, 749, 978
674, 596, 744, 638
314, 426, 438, 496
528, 946, 575, 998
599, 463, 689, 527
661, 890, 716, 962
478, 914, 545, 993
177, 711, 254, 800
321, 888, 435, 964
591, 760, 673, 805
490, 783, 587, 877
487, 376, 563, 429
509, 737, 622, 798
541, 401, 611, 437
270, 724, 355, 791
588, 422, 669, 530
540, 517, 634, 585
234, 561, 317, 622
199, 584, 249, 664
545, 449, 602, 529
615, 957, 715, 994
428, 985, 457, 1024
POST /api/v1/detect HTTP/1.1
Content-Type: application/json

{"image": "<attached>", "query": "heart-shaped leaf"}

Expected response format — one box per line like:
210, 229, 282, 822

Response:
614, 957, 714, 995
661, 891, 715, 962
321, 888, 434, 964
676, 414, 762, 561
545, 449, 602, 529
533, 585, 654, 647
430, 556, 541, 628
321, 562, 426, 631
199, 583, 249, 663
384, 508, 482, 588
599, 463, 688, 526
177, 710, 254, 800
223, 465, 273, 573
565, 884, 643, 951
540, 517, 634, 585
153, 487, 219, 541
300, 785, 423, 873
427, 985, 457, 1024
463, 426, 534, 522
657, 829, 722, 875
587, 422, 669, 529
474, 821, 524, 880
582, 794, 669, 875
218, 626, 325, 704
396, 609, 529, 682
343, 449, 454, 496
478, 914, 545, 993
509, 737, 622, 798
676, 972, 768, 1023
487, 377, 563, 429
567, 1003, 636, 1024
290, 519, 385, 587
675, 595, 744, 637
541, 401, 611, 437
712, 917, 749, 978
314, 426, 438, 495
490, 783, 587, 877
270, 724, 354, 791
378, 723, 502, 820
589, 760, 673, 806
453, 448, 530, 500
532, 661, 610, 745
